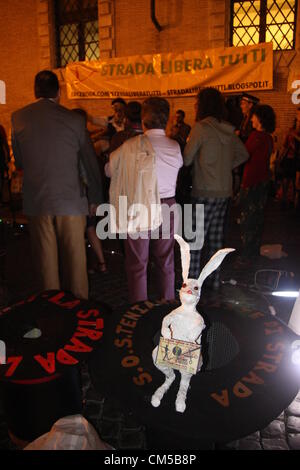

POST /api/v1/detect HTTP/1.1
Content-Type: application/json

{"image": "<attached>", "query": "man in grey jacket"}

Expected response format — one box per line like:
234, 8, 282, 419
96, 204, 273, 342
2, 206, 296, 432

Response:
184, 87, 249, 289
11, 70, 103, 299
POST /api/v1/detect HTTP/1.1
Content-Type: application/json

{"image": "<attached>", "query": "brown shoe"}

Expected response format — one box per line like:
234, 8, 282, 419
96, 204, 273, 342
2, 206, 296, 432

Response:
97, 262, 108, 273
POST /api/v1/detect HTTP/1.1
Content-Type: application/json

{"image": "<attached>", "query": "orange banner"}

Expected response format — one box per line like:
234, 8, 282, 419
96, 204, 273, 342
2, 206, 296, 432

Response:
66, 43, 273, 99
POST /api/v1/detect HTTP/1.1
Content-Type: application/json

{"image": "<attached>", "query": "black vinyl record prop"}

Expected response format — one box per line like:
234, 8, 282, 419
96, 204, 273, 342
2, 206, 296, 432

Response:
0, 290, 109, 382
89, 299, 300, 448
0, 290, 109, 442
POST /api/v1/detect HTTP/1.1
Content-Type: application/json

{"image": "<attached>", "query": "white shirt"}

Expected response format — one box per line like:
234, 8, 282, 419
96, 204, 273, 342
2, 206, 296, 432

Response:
144, 129, 183, 198
90, 115, 125, 132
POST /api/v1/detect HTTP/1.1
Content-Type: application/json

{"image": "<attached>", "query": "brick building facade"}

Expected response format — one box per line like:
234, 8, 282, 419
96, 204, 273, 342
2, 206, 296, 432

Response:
0, 0, 300, 148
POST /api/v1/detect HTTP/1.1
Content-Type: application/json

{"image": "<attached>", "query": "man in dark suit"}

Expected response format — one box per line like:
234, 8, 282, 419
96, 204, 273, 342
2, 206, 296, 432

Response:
169, 109, 192, 206
169, 109, 191, 153
11, 70, 103, 299
238, 92, 260, 143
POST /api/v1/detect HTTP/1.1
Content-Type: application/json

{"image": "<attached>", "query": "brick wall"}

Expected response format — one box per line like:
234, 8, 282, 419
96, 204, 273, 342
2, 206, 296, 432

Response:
115, 0, 210, 56
0, 0, 41, 135
0, 0, 300, 149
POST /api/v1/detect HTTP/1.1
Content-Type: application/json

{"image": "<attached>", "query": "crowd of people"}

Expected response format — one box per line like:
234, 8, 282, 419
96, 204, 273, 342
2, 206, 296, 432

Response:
4, 68, 298, 303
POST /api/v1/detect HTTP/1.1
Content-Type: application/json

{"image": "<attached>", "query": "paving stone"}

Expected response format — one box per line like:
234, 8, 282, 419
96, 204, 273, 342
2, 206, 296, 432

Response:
261, 420, 286, 438
222, 436, 262, 450
105, 438, 119, 449
80, 370, 90, 383
102, 400, 125, 422
261, 438, 289, 450
119, 428, 147, 449
0, 422, 9, 440
243, 431, 261, 441
276, 412, 285, 421
0, 437, 15, 450
83, 400, 103, 419
287, 433, 300, 450
287, 416, 300, 433
238, 439, 262, 450
99, 419, 121, 440
286, 399, 300, 417
221, 440, 239, 450
85, 387, 105, 402
81, 376, 92, 396
86, 417, 98, 432
122, 412, 143, 428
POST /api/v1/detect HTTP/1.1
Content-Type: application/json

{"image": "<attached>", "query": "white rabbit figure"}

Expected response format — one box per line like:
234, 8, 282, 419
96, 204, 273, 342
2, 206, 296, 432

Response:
151, 234, 235, 413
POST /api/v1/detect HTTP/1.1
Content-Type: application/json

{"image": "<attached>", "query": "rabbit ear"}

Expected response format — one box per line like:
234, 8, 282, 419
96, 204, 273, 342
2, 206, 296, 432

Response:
174, 234, 190, 282
198, 248, 235, 289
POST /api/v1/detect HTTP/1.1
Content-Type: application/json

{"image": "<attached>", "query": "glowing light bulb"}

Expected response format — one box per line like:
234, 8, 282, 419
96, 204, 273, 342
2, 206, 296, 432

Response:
272, 291, 299, 298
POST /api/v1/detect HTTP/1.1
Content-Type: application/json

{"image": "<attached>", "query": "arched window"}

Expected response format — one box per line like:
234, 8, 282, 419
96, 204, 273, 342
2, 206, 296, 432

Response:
231, 0, 298, 50
54, 0, 99, 67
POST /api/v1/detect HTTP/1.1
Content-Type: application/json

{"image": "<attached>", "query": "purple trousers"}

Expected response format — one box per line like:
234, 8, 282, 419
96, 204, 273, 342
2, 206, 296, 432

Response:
124, 197, 176, 303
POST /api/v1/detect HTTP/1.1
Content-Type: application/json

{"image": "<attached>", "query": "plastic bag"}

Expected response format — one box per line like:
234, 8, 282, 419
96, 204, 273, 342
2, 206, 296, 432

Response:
260, 244, 288, 259
24, 414, 113, 450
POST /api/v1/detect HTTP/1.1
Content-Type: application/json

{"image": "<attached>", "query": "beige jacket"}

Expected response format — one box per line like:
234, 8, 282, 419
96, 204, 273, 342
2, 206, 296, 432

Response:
109, 134, 162, 234
184, 117, 249, 198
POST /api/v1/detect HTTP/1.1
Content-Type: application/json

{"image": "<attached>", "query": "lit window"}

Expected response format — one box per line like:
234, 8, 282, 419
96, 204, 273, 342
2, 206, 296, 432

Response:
54, 0, 99, 67
231, 0, 297, 50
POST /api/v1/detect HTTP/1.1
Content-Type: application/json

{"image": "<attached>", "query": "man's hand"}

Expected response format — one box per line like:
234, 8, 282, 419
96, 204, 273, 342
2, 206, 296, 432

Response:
170, 125, 179, 138
88, 204, 98, 216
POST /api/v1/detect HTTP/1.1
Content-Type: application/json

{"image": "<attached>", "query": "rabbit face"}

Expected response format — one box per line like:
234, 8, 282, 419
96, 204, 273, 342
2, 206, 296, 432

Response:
179, 279, 200, 306
174, 234, 235, 308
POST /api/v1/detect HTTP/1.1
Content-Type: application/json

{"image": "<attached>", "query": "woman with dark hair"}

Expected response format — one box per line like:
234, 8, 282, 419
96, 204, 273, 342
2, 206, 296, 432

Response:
238, 104, 276, 263
279, 107, 300, 209
183, 88, 249, 289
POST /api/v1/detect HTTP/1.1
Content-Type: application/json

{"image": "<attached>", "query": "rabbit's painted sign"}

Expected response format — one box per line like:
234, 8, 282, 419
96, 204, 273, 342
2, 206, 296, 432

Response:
156, 337, 202, 375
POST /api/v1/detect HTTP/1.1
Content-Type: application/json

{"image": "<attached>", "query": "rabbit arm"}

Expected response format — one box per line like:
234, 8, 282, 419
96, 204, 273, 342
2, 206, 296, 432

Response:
195, 333, 202, 345
161, 327, 172, 339
161, 313, 174, 339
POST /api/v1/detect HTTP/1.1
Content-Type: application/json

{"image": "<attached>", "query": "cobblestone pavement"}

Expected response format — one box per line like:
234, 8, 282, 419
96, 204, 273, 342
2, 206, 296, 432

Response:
0, 198, 300, 450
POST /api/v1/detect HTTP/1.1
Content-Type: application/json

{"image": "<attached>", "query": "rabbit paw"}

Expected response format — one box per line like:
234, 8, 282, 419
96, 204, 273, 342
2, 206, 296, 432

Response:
151, 394, 161, 408
175, 398, 186, 413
